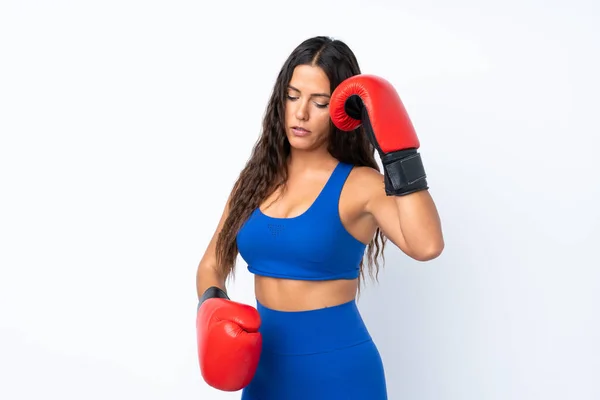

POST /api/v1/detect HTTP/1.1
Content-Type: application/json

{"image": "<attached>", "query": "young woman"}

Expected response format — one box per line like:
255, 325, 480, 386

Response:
195, 36, 444, 399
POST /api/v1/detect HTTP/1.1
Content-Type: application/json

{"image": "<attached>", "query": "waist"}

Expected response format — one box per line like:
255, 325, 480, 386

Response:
254, 275, 358, 311
256, 299, 372, 355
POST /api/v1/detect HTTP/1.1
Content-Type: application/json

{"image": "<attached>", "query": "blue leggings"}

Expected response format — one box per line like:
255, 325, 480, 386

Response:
241, 299, 388, 400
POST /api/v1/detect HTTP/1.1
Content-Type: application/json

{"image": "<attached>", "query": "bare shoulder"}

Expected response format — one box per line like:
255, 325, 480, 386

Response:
348, 165, 384, 183
347, 165, 385, 194
343, 165, 386, 210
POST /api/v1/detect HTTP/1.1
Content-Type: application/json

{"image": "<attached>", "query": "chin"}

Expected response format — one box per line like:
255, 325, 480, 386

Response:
287, 133, 314, 150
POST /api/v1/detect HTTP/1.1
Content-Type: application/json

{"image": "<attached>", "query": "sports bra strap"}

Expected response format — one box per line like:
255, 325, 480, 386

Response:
310, 162, 353, 214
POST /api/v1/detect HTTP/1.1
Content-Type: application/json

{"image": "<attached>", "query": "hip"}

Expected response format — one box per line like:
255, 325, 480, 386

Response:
241, 299, 388, 399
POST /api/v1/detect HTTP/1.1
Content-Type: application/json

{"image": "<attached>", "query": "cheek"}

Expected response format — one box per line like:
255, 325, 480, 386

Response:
284, 104, 293, 122
315, 112, 332, 134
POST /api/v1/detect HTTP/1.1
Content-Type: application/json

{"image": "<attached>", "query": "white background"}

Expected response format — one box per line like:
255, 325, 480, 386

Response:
1, 0, 599, 399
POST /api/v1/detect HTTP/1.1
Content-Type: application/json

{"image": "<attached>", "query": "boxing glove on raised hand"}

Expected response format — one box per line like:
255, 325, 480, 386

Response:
330, 74, 428, 196
196, 286, 262, 391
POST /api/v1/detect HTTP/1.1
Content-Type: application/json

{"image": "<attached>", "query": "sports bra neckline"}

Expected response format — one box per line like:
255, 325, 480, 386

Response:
257, 162, 343, 221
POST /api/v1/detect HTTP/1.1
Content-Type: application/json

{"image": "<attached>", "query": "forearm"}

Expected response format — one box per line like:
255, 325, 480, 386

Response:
196, 262, 227, 300
394, 190, 444, 260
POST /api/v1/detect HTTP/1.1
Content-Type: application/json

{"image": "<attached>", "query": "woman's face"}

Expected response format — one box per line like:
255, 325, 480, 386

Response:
284, 65, 332, 151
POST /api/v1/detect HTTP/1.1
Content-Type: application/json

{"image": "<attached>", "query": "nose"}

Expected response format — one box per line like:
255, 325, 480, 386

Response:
294, 98, 309, 121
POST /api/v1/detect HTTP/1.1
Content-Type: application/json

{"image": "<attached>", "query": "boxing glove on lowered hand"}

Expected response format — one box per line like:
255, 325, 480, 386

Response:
196, 286, 262, 391
330, 74, 428, 196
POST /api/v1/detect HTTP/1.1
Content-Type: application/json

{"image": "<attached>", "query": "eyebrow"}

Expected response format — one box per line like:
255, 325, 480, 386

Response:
288, 85, 330, 98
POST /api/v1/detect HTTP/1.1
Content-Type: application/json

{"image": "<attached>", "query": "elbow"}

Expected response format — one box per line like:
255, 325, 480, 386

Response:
411, 239, 444, 262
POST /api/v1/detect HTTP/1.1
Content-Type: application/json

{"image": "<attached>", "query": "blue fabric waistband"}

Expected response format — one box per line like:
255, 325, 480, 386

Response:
255, 299, 372, 355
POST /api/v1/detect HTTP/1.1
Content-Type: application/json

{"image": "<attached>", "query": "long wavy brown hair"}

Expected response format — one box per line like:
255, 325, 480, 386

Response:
215, 36, 387, 289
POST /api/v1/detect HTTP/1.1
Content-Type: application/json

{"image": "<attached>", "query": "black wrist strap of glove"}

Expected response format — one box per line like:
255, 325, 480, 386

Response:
198, 286, 229, 310
344, 94, 429, 196
381, 149, 429, 196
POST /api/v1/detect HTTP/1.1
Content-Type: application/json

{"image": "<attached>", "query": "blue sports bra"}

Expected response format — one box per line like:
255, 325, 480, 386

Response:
236, 162, 367, 281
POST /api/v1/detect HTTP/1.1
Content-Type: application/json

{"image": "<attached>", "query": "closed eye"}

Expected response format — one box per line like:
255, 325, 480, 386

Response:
287, 95, 328, 108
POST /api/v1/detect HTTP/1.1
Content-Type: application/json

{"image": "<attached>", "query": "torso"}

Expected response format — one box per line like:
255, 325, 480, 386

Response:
253, 160, 379, 311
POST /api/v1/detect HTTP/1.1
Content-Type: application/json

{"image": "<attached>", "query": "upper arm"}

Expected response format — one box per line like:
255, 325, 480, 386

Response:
357, 168, 411, 254
360, 168, 444, 261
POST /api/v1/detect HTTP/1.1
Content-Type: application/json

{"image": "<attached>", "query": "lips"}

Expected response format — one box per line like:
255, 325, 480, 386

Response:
291, 126, 311, 137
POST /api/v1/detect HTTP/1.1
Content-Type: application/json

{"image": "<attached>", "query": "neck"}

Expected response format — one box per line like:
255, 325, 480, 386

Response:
287, 146, 337, 173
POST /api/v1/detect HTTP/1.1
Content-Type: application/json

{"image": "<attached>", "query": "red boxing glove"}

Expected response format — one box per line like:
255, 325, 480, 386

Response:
196, 287, 262, 391
330, 74, 428, 196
